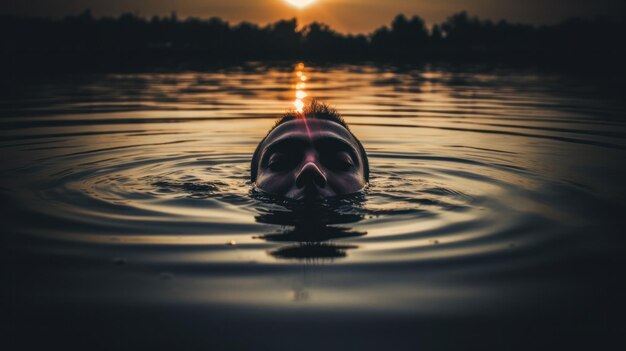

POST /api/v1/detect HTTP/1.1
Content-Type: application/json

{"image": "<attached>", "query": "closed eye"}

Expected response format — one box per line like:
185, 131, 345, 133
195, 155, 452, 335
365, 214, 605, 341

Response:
261, 138, 307, 171
267, 153, 298, 172
314, 138, 360, 170
323, 152, 354, 172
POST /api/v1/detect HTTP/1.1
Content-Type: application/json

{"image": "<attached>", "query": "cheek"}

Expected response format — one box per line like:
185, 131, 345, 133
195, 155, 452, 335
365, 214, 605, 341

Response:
327, 171, 366, 194
256, 172, 296, 193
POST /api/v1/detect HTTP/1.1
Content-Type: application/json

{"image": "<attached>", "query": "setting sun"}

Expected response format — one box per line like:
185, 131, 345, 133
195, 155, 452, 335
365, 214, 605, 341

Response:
284, 0, 317, 9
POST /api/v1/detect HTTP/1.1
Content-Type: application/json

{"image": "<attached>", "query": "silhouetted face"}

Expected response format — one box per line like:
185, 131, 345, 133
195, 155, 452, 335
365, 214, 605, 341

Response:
255, 119, 367, 200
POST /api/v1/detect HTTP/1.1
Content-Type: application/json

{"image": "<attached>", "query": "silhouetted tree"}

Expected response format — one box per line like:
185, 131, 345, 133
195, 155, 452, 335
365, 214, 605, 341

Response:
0, 10, 623, 72
265, 18, 301, 58
371, 14, 429, 59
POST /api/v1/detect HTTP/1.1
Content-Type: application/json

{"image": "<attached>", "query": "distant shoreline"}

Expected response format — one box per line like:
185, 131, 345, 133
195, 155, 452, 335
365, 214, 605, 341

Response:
1, 11, 624, 75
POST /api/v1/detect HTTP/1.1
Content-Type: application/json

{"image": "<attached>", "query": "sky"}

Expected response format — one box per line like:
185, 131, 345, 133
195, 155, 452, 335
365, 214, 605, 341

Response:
1, 0, 624, 33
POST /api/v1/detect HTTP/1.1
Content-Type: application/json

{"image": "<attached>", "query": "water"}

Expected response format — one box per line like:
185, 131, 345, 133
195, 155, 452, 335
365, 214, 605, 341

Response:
2, 62, 625, 349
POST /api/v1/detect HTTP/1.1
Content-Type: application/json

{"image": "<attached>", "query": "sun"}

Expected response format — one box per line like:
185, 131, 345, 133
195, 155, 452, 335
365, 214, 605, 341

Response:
284, 0, 317, 9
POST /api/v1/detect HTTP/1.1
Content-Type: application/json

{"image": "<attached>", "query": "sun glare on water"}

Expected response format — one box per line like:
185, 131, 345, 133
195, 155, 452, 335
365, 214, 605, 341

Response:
284, 0, 317, 9
293, 62, 308, 113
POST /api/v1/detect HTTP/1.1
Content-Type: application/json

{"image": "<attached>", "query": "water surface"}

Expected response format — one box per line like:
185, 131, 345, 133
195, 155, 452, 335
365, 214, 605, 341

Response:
1, 62, 625, 349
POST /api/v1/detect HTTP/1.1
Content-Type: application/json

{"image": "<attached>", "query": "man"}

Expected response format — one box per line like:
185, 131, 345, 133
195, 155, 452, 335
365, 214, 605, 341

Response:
251, 101, 369, 200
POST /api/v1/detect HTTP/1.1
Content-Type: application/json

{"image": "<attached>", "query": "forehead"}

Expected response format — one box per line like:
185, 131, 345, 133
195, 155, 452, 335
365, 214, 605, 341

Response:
263, 118, 357, 147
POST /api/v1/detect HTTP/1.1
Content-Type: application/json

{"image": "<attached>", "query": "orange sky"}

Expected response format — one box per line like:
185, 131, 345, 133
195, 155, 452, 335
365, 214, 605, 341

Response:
1, 0, 624, 33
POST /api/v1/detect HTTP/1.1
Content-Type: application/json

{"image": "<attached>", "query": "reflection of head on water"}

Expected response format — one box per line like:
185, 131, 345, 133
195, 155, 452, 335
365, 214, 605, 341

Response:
251, 190, 367, 260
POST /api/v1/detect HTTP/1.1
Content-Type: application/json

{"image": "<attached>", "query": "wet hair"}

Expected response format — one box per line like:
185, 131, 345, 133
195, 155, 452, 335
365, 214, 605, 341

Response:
250, 100, 369, 182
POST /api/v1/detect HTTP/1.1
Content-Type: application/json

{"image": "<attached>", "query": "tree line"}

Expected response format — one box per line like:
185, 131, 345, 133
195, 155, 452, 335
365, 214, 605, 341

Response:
1, 10, 623, 71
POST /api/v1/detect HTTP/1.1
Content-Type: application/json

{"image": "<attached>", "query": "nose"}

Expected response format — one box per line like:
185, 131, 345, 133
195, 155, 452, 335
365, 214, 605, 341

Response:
295, 162, 327, 189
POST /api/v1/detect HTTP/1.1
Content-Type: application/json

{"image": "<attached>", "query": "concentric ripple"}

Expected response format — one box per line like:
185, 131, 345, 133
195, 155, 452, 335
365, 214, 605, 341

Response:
2, 63, 625, 314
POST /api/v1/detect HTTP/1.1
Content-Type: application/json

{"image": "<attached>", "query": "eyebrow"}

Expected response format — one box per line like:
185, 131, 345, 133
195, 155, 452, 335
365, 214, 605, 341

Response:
261, 136, 360, 167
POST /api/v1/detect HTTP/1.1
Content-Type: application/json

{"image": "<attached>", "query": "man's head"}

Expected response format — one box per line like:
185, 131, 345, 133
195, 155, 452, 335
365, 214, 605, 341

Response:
251, 101, 369, 200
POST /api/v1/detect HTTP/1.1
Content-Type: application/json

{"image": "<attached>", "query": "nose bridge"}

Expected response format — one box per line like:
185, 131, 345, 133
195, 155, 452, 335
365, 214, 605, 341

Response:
303, 148, 317, 164
301, 148, 324, 177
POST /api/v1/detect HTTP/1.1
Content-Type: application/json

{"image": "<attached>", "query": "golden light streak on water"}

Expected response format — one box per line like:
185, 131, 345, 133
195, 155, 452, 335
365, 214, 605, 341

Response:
293, 62, 309, 113
296, 90, 308, 99
294, 99, 305, 112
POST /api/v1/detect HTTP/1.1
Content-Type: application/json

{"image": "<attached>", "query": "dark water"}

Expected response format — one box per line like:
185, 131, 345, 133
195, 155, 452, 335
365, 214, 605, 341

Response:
1, 63, 625, 349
